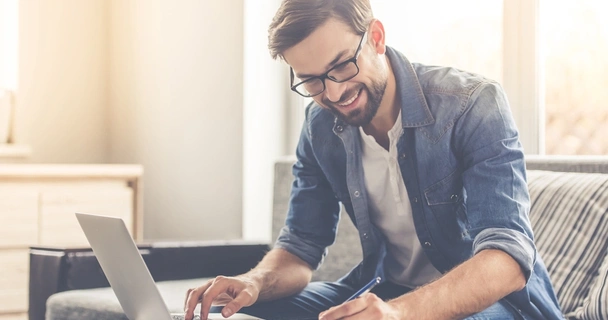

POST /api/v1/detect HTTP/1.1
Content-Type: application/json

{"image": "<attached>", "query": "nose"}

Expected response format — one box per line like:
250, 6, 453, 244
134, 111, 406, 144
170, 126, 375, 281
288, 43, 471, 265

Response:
324, 80, 347, 103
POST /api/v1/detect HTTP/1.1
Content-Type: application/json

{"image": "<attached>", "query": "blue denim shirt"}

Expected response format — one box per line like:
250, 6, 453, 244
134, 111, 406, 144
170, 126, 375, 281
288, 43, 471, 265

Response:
275, 47, 563, 319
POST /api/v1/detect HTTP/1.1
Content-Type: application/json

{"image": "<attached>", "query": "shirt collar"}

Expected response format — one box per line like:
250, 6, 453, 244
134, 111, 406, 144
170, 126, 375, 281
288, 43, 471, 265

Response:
385, 46, 435, 128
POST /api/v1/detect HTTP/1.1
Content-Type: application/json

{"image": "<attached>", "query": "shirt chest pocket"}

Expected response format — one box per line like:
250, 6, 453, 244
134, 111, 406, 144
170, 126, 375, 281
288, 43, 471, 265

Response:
424, 170, 470, 240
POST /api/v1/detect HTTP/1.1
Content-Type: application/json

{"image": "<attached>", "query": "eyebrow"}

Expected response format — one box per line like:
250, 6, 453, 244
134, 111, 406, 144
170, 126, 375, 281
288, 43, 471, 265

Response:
295, 49, 350, 79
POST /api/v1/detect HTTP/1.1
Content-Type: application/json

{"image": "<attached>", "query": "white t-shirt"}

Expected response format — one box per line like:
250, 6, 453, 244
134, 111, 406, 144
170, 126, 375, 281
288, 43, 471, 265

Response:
359, 111, 442, 287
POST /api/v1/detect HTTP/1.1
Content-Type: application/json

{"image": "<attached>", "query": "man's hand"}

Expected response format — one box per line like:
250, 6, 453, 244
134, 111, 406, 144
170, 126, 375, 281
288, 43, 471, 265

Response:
318, 293, 403, 320
183, 275, 260, 320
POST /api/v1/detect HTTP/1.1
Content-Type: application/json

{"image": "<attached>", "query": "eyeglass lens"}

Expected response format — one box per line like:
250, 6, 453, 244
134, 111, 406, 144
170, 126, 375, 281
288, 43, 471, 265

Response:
294, 60, 359, 97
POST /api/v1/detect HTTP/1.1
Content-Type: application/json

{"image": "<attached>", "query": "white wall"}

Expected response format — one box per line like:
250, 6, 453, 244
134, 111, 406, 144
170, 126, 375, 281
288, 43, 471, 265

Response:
0, 0, 18, 90
16, 0, 109, 163
242, 0, 285, 242
9, 0, 251, 241
108, 0, 245, 240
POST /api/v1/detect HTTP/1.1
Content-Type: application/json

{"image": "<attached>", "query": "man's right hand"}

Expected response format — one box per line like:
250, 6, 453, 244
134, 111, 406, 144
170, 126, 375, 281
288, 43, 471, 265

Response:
183, 275, 260, 320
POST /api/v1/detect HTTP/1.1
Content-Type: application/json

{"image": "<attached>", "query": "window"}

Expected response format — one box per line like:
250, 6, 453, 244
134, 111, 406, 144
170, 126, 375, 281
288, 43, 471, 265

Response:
541, 0, 608, 155
374, 1, 503, 83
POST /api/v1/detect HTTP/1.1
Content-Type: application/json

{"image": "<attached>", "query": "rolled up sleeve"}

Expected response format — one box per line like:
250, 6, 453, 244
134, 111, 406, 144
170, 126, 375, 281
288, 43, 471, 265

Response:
473, 228, 537, 281
274, 226, 330, 270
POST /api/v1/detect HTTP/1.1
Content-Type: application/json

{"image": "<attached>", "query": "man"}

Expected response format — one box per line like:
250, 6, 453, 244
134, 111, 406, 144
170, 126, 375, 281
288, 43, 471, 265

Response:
184, 0, 564, 319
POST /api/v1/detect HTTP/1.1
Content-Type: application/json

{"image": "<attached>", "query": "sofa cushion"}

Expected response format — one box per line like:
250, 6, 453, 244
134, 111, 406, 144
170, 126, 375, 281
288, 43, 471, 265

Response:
527, 170, 608, 320
46, 278, 208, 320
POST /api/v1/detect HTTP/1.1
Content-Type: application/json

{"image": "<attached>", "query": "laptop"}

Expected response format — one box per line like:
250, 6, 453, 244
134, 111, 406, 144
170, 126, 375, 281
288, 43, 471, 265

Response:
76, 213, 263, 320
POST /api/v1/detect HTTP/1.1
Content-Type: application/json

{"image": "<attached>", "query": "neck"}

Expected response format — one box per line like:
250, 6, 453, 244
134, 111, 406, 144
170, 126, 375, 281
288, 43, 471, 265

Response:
362, 56, 400, 139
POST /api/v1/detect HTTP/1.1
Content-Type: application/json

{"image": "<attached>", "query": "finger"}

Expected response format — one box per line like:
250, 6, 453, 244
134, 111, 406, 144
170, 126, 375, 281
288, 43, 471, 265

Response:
185, 288, 205, 320
184, 288, 194, 311
341, 294, 385, 320
221, 289, 256, 318
184, 281, 213, 320
319, 295, 368, 320
339, 307, 375, 320
344, 294, 387, 320
201, 277, 243, 320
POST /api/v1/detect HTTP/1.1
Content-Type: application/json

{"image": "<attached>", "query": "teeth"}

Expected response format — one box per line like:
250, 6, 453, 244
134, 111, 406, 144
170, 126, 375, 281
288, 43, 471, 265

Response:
338, 90, 359, 106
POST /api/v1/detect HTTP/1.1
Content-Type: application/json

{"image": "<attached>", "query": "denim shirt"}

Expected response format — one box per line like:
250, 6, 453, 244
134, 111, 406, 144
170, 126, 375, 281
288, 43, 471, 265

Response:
275, 47, 563, 319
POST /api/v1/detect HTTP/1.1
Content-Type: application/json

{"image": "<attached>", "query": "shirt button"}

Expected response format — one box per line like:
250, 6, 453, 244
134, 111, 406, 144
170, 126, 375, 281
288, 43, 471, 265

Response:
451, 194, 459, 200
412, 197, 418, 203
400, 154, 407, 159
354, 191, 360, 197
336, 125, 344, 132
424, 241, 432, 247
362, 233, 368, 239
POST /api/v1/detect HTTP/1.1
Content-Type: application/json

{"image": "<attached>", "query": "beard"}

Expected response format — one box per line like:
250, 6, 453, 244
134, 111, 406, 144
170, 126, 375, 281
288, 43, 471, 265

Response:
323, 78, 387, 127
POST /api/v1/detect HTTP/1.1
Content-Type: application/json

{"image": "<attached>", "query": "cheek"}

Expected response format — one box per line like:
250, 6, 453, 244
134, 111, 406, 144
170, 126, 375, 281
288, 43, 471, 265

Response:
358, 56, 386, 81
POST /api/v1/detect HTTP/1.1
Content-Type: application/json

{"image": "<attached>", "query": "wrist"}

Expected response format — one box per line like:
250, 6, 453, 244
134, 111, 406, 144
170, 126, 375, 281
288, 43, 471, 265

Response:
388, 298, 410, 319
239, 273, 262, 291
240, 270, 274, 299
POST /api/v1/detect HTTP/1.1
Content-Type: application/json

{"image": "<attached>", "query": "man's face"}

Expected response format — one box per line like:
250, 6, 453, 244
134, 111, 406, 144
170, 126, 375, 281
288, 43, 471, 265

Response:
283, 19, 387, 127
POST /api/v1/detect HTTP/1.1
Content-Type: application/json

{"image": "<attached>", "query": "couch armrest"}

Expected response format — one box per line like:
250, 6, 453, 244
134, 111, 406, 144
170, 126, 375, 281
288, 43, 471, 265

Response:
29, 241, 269, 320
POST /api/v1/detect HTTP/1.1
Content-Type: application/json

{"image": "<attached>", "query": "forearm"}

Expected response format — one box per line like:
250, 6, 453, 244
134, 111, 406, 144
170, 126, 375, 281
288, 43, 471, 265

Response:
391, 249, 526, 319
242, 248, 313, 301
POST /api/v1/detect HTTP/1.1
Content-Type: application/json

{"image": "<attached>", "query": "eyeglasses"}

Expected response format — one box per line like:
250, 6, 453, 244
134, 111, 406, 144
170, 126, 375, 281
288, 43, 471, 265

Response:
290, 32, 368, 98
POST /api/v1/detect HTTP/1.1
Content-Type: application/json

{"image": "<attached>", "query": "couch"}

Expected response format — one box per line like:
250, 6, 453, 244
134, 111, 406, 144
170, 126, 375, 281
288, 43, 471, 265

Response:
32, 155, 608, 320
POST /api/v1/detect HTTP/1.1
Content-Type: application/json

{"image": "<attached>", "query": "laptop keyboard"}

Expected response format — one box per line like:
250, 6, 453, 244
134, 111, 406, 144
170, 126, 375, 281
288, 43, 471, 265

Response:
170, 313, 262, 319
171, 315, 200, 320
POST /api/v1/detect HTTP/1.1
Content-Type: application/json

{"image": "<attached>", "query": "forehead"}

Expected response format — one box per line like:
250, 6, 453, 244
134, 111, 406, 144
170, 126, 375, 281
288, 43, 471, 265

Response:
283, 19, 360, 76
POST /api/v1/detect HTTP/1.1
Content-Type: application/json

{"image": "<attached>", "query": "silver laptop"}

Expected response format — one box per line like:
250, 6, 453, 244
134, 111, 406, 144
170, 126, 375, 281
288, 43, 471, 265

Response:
76, 213, 263, 320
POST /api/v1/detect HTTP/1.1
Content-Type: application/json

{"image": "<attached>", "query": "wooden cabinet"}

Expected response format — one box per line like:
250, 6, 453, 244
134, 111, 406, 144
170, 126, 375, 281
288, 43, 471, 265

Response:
0, 250, 29, 314
0, 164, 143, 319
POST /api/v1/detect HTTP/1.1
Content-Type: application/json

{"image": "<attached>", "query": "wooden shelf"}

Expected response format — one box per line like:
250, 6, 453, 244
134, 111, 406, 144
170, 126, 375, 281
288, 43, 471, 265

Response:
0, 163, 143, 179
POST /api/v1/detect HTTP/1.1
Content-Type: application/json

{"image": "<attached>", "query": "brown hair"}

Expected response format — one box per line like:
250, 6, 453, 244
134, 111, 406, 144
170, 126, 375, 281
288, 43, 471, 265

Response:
268, 0, 373, 60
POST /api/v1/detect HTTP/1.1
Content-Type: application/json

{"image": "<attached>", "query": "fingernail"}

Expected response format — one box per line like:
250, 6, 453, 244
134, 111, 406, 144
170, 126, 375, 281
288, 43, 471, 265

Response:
223, 307, 234, 317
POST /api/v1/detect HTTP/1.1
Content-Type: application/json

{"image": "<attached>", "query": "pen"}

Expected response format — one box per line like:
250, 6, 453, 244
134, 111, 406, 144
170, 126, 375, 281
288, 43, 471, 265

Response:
344, 277, 382, 302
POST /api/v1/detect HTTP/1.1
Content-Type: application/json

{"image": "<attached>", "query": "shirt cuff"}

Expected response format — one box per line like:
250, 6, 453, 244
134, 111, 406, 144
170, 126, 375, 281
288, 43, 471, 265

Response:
473, 227, 537, 283
273, 226, 327, 270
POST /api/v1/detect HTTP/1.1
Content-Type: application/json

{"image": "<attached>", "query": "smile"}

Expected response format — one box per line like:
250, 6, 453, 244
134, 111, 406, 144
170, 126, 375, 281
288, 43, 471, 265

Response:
337, 89, 361, 107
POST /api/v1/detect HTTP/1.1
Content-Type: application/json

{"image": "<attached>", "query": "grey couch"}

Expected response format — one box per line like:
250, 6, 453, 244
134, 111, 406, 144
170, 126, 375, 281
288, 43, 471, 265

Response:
36, 155, 608, 320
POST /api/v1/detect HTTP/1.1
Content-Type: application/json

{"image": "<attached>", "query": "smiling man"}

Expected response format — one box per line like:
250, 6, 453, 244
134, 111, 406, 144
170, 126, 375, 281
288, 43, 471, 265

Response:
184, 1, 564, 319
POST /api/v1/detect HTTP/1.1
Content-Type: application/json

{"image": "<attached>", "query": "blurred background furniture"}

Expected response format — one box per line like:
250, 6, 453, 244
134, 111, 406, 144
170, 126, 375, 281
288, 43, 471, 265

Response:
0, 164, 142, 320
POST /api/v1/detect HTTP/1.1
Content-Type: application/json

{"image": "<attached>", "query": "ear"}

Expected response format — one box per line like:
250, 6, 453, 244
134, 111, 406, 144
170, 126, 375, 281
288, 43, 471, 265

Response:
369, 19, 386, 55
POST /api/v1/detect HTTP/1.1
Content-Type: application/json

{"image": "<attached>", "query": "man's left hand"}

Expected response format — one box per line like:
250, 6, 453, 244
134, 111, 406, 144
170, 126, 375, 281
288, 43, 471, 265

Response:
318, 293, 403, 320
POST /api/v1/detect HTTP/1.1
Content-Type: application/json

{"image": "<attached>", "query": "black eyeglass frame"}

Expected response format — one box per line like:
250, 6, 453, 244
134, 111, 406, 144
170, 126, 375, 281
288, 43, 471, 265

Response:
289, 31, 369, 98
